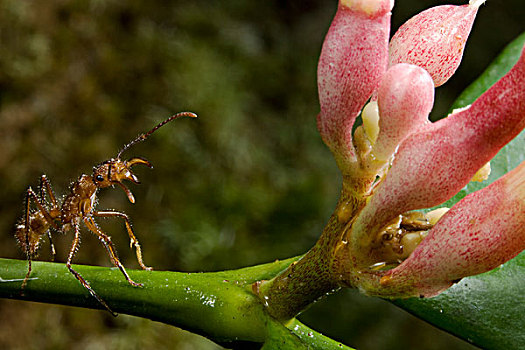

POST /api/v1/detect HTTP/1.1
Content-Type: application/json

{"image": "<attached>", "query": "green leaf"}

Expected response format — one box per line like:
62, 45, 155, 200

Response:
395, 33, 525, 349
394, 252, 525, 349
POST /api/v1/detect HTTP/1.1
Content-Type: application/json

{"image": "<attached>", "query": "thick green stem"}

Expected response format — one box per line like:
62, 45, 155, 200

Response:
0, 257, 358, 349
255, 180, 368, 321
254, 244, 339, 322
0, 257, 297, 343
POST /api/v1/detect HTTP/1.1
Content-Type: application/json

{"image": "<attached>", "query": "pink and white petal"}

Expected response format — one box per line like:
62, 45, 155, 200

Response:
373, 63, 434, 161
317, 0, 392, 170
351, 45, 525, 252
389, 1, 484, 87
376, 161, 525, 298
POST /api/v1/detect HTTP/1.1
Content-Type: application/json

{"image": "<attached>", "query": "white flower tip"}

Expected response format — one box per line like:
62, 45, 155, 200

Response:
340, 0, 394, 15
399, 231, 427, 259
469, 0, 486, 9
425, 207, 450, 225
450, 104, 471, 115
362, 101, 380, 145
471, 161, 491, 182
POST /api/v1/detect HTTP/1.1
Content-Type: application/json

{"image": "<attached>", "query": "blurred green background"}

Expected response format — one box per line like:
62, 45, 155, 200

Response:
0, 0, 522, 349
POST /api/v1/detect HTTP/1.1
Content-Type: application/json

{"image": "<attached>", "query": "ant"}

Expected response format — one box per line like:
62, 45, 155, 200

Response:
15, 111, 197, 315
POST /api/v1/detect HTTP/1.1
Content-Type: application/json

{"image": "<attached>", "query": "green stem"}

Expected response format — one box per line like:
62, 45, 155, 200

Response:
285, 318, 355, 350
0, 257, 297, 343
254, 244, 339, 322
256, 181, 367, 321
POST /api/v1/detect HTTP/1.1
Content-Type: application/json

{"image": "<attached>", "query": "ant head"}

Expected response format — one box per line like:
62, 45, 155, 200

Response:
92, 157, 152, 203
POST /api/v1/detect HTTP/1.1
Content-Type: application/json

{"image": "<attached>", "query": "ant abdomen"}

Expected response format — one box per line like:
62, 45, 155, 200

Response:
15, 213, 47, 256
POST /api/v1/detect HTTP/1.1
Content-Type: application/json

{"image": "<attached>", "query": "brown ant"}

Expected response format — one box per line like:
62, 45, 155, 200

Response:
15, 111, 197, 315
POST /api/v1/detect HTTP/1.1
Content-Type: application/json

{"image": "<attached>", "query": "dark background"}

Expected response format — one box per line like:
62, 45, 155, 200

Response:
0, 0, 522, 349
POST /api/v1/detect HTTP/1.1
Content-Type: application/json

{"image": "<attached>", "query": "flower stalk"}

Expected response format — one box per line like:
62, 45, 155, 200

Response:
255, 183, 365, 321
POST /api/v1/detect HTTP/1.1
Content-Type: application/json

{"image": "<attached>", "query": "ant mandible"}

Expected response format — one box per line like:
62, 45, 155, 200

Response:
15, 111, 197, 315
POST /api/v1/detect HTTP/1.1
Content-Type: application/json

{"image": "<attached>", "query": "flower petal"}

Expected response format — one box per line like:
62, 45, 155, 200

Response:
389, 1, 484, 87
317, 0, 392, 171
373, 63, 434, 162
377, 161, 525, 298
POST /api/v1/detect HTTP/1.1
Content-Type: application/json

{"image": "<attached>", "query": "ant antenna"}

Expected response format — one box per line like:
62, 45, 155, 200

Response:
117, 111, 197, 159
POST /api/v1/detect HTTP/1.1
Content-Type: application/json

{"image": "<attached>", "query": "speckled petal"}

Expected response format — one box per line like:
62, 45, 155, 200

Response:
317, 0, 392, 171
376, 161, 525, 298
373, 63, 434, 162
389, 1, 483, 87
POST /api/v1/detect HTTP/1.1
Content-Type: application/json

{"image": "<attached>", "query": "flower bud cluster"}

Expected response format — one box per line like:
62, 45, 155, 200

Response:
316, 0, 525, 297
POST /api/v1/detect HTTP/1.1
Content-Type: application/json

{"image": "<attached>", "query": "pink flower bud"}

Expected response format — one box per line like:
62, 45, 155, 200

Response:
377, 161, 525, 298
373, 63, 434, 162
317, 0, 392, 171
389, 1, 484, 87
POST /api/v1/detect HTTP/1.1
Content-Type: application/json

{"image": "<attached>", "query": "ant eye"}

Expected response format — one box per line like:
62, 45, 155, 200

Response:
95, 175, 104, 182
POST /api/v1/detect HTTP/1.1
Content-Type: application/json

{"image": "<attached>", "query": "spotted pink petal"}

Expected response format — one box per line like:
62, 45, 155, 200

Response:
317, 0, 392, 170
373, 63, 434, 162
376, 161, 525, 298
351, 44, 525, 249
389, 1, 483, 87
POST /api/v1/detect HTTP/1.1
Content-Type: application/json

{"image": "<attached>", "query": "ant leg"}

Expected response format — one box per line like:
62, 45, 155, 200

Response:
83, 216, 144, 288
27, 187, 59, 263
93, 210, 152, 271
67, 223, 116, 316
21, 187, 55, 289
27, 187, 59, 231
47, 232, 56, 261
39, 175, 59, 209
21, 189, 33, 291
39, 176, 59, 259
19, 181, 60, 290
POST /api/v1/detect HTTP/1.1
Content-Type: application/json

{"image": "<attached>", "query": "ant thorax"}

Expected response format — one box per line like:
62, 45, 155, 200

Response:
61, 174, 98, 225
